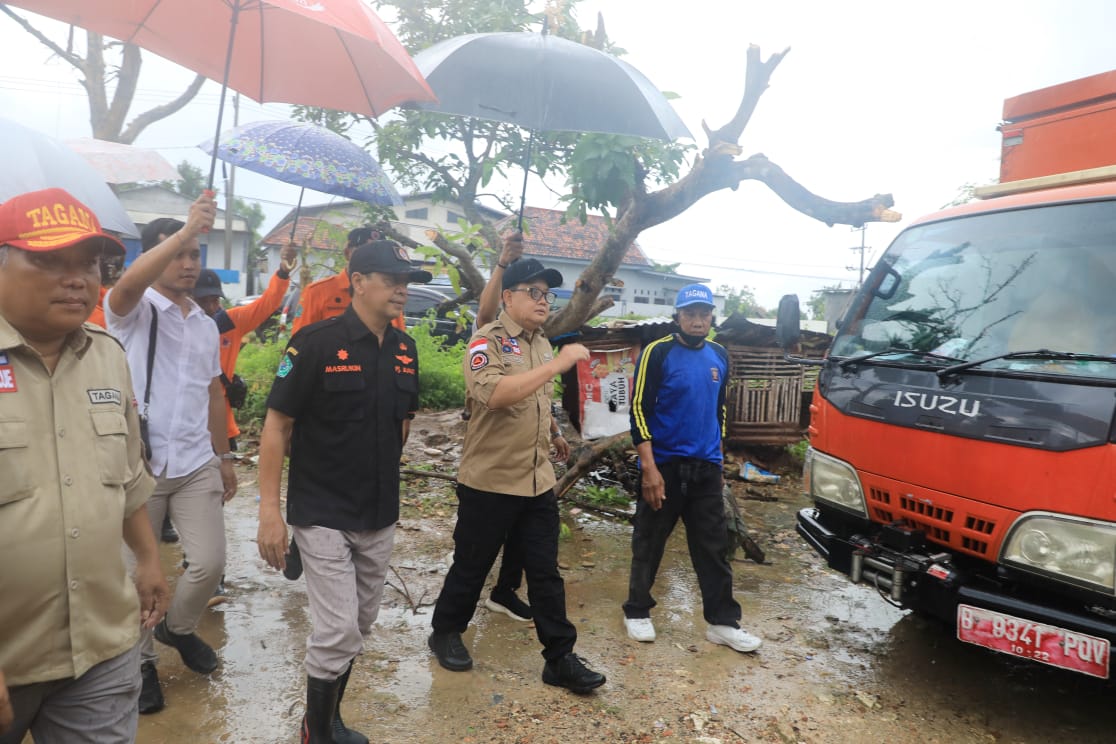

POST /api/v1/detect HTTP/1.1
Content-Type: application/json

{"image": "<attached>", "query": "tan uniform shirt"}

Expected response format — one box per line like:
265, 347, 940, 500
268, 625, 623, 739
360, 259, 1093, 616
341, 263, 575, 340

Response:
0, 317, 153, 686
457, 311, 556, 497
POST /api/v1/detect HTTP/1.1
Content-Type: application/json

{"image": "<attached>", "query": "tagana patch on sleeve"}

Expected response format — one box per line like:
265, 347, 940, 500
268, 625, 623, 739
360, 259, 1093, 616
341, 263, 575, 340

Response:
469, 351, 490, 371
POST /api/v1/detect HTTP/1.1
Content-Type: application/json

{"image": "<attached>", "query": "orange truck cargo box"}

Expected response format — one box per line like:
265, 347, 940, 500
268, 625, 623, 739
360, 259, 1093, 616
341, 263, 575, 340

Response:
999, 68, 1116, 182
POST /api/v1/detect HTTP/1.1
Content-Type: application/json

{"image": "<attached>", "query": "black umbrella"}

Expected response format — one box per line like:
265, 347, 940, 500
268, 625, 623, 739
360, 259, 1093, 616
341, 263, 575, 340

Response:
411, 28, 692, 227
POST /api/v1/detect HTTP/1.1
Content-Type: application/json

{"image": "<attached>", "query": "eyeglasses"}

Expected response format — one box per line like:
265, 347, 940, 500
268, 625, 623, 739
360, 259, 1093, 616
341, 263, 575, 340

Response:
508, 287, 557, 303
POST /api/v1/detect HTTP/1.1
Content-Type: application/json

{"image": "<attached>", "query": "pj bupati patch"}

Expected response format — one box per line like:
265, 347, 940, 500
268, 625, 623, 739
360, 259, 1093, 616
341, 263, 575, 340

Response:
277, 353, 295, 378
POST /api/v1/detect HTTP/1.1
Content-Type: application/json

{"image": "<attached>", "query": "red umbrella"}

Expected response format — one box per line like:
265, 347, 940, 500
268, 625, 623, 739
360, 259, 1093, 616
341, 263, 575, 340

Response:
7, 0, 434, 187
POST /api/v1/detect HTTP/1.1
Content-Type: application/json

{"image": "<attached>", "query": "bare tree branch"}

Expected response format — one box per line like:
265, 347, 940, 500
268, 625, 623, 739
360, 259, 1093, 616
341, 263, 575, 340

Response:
118, 71, 206, 144
0, 7, 83, 68
705, 44, 790, 147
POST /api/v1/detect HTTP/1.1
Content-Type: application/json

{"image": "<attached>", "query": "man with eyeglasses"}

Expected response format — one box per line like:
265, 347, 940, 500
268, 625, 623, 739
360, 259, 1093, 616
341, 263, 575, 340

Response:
428, 258, 607, 694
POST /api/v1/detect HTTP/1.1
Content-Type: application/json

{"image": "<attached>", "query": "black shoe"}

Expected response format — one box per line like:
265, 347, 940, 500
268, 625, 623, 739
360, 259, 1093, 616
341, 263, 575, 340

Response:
139, 661, 165, 714
161, 515, 179, 543
283, 536, 303, 581
427, 631, 473, 671
331, 662, 368, 744
542, 653, 606, 694
485, 590, 532, 621
154, 619, 218, 674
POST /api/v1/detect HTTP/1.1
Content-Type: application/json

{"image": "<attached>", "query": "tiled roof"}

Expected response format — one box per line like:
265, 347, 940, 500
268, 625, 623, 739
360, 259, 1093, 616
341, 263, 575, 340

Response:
497, 207, 651, 266
260, 217, 349, 251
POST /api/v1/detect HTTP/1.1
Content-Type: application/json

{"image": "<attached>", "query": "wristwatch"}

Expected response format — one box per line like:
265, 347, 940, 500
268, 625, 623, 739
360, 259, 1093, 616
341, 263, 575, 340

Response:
219, 452, 237, 461
551, 430, 563, 439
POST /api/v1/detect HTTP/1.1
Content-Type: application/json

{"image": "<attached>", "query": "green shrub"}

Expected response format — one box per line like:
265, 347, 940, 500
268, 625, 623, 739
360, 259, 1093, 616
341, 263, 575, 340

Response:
411, 320, 466, 410
236, 337, 287, 432
787, 438, 810, 464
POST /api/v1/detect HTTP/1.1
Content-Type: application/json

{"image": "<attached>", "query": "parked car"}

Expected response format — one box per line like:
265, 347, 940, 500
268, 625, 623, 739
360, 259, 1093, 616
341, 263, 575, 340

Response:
252, 283, 473, 344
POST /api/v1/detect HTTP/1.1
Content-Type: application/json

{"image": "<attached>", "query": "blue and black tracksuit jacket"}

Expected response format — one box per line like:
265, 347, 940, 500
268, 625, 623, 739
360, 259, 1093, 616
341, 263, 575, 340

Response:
629, 334, 729, 465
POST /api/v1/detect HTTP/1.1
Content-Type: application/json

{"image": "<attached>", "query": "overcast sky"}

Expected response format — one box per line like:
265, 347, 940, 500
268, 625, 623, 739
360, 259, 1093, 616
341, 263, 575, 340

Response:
3, 0, 1116, 307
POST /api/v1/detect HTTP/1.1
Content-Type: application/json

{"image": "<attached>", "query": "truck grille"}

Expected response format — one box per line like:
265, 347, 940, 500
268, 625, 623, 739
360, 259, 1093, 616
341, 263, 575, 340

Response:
863, 481, 1008, 558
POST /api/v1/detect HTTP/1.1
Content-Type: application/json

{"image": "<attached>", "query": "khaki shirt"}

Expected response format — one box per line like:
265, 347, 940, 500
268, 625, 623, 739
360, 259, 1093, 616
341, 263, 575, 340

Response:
457, 311, 556, 497
0, 316, 153, 686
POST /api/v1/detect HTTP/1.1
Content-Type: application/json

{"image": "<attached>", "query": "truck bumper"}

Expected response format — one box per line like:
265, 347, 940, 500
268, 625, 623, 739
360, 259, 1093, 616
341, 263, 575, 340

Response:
796, 506, 1116, 651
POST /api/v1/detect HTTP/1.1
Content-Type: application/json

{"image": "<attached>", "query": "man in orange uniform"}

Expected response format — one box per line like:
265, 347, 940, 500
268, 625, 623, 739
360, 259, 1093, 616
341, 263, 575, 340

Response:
292, 227, 406, 334
192, 243, 297, 451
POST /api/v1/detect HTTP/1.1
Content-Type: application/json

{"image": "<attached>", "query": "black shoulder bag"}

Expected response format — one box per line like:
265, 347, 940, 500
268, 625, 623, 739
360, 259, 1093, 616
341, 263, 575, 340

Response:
139, 310, 157, 460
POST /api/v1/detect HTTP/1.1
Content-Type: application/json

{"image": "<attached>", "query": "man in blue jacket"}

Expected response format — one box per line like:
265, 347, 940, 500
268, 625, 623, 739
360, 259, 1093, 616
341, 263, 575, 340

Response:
622, 284, 763, 653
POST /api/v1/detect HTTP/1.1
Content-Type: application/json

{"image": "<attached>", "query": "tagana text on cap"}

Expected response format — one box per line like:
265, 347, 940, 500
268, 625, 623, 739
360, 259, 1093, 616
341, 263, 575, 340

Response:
675, 283, 714, 308
0, 187, 125, 255
348, 239, 432, 284
501, 258, 563, 290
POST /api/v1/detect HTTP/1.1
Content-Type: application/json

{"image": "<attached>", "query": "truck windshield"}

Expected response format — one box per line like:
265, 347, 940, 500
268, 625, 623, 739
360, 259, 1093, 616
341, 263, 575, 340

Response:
831, 200, 1116, 380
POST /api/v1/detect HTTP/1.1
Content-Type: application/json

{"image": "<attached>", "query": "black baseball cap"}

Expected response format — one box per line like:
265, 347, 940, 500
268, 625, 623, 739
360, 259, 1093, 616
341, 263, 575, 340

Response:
501, 258, 563, 290
348, 239, 432, 283
193, 269, 225, 299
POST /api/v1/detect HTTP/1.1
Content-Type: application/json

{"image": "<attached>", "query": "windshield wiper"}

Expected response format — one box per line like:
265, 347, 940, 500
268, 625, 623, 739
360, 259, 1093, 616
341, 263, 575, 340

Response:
937, 349, 1116, 378
837, 347, 963, 369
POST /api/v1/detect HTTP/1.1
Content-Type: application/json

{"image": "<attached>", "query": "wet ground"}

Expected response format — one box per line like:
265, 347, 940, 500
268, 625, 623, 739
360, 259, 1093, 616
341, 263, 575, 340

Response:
130, 411, 1116, 744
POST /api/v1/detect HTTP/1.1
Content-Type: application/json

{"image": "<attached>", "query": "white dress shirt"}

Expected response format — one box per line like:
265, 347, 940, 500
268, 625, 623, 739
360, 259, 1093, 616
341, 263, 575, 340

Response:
105, 287, 220, 478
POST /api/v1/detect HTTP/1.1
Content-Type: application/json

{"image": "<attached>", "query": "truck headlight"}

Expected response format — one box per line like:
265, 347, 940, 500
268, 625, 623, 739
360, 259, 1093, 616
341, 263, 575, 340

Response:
804, 448, 866, 516
1001, 513, 1116, 594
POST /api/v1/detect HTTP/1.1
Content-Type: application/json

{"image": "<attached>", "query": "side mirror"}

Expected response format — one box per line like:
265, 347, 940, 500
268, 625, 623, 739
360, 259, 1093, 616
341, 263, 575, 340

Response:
775, 294, 802, 350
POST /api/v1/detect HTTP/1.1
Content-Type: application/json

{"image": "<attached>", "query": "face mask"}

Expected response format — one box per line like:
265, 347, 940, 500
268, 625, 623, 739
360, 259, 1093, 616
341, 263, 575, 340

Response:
677, 331, 706, 347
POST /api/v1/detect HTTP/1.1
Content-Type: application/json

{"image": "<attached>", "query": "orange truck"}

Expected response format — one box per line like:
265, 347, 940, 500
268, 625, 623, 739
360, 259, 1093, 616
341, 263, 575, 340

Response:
780, 70, 1116, 679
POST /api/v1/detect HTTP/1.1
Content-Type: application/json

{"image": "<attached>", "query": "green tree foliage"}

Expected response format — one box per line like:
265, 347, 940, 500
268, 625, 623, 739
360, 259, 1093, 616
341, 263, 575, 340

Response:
717, 284, 771, 318
293, 0, 691, 301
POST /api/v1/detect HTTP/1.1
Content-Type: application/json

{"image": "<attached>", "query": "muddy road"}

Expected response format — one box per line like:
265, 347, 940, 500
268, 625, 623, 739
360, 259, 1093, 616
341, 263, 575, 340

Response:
131, 411, 1116, 744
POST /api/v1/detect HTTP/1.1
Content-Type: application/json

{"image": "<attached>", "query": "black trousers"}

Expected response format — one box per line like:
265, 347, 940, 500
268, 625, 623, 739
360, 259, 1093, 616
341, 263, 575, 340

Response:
623, 459, 742, 627
432, 484, 577, 661
493, 539, 523, 594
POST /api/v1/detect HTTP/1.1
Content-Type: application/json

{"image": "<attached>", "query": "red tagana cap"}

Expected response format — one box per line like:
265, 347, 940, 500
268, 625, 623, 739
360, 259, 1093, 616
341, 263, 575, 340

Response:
0, 187, 125, 255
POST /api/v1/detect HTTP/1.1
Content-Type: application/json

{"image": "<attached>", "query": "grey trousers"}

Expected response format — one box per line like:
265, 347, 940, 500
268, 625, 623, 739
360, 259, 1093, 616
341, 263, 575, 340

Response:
131, 457, 226, 664
293, 524, 395, 679
0, 644, 140, 744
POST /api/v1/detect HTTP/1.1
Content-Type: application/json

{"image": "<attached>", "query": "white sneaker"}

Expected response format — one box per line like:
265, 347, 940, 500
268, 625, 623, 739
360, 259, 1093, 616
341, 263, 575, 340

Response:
706, 624, 762, 653
624, 617, 656, 642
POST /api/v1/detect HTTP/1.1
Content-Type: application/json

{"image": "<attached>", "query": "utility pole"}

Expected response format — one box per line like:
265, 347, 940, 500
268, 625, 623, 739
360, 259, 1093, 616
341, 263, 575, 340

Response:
847, 225, 868, 288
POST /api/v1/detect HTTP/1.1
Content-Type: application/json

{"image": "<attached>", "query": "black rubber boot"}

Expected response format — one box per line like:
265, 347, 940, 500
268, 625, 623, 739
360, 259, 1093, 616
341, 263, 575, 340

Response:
301, 675, 341, 744
331, 662, 368, 744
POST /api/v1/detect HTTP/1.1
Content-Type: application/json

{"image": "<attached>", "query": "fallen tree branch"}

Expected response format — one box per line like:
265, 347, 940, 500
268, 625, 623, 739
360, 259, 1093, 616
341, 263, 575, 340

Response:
562, 496, 633, 522
386, 565, 432, 615
401, 468, 457, 483
554, 431, 632, 499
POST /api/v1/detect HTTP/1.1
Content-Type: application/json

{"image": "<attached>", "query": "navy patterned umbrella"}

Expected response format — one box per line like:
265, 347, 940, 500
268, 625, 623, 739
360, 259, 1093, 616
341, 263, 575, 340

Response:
200, 120, 401, 240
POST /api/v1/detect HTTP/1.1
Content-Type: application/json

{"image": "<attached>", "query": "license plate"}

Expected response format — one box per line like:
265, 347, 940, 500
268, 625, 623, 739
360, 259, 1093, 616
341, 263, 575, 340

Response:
957, 604, 1110, 679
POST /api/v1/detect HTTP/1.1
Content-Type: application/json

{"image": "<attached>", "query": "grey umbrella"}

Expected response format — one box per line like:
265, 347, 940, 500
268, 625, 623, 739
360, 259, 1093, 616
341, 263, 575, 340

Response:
0, 119, 139, 238
411, 30, 692, 226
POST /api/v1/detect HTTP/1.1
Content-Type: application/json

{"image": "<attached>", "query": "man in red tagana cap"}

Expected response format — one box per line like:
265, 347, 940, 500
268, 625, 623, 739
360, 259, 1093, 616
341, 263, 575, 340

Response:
0, 188, 168, 743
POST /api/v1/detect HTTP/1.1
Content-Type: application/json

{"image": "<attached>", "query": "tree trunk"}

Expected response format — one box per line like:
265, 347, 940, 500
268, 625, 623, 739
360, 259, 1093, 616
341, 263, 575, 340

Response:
0, 9, 205, 144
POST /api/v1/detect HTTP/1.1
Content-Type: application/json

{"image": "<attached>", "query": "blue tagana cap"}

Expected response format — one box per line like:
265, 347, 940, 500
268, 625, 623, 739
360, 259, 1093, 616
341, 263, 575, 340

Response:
675, 283, 714, 308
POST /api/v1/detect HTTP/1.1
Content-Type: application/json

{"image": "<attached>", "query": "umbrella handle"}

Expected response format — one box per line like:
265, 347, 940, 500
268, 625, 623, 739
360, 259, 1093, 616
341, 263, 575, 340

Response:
206, 0, 243, 192
517, 129, 535, 232
288, 188, 306, 244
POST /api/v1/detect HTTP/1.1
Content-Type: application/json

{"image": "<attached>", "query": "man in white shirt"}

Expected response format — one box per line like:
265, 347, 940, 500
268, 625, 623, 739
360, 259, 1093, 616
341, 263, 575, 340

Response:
105, 192, 236, 715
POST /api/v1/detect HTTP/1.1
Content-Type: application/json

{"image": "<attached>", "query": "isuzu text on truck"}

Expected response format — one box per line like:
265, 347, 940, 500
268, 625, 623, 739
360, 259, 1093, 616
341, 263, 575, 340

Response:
782, 70, 1116, 679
